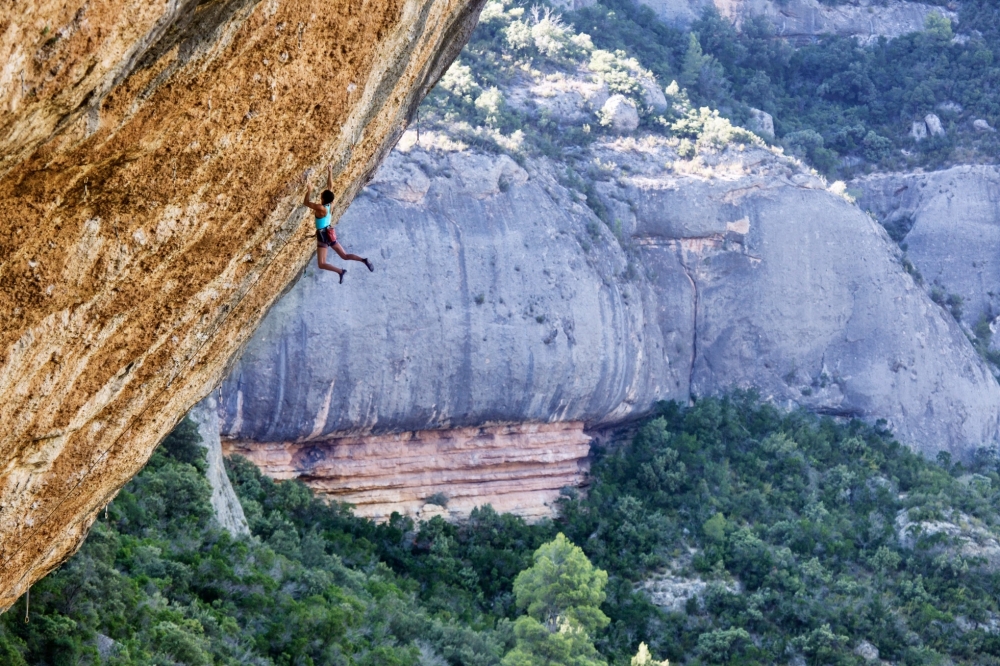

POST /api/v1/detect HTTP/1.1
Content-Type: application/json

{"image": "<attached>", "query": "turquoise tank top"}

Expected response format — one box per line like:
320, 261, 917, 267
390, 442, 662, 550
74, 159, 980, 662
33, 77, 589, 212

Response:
315, 204, 331, 230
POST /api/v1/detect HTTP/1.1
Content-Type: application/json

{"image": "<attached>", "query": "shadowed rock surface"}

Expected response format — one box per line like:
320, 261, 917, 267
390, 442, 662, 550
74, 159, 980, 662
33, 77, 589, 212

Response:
0, 0, 485, 609
218, 135, 1000, 519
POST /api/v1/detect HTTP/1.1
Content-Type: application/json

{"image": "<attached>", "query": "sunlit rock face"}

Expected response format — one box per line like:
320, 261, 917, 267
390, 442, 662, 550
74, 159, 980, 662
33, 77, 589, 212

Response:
0, 0, 485, 609
632, 0, 954, 43
218, 136, 1000, 520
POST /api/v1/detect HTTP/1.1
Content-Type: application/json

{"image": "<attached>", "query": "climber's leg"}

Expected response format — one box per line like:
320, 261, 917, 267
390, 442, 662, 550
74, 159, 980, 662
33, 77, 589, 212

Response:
317, 245, 345, 283
332, 241, 373, 272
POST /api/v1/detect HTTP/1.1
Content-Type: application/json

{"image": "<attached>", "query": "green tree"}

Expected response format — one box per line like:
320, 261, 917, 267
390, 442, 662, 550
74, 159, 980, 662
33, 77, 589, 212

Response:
680, 33, 707, 89
925, 11, 953, 41
680, 33, 729, 102
502, 533, 609, 666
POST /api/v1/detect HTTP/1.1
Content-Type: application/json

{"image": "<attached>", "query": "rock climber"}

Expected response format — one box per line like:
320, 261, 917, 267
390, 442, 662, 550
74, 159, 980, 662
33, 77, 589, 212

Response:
303, 165, 373, 283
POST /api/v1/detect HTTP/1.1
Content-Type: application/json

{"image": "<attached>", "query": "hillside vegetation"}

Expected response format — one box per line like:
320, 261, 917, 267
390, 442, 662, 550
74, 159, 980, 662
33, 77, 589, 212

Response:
5, 395, 1000, 665
418, 0, 1000, 176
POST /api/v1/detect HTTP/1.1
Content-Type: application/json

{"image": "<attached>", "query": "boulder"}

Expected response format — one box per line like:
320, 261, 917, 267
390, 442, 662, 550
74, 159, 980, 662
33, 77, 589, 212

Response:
854, 641, 880, 663
937, 101, 963, 115
974, 119, 996, 133
640, 78, 669, 112
600, 94, 640, 132
749, 108, 775, 139
910, 120, 928, 141
507, 74, 609, 124
925, 113, 945, 136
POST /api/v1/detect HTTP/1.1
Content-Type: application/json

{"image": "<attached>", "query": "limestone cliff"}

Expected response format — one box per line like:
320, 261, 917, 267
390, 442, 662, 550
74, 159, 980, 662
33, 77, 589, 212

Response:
853, 165, 1000, 330
217, 131, 1000, 518
0, 0, 485, 609
628, 0, 955, 42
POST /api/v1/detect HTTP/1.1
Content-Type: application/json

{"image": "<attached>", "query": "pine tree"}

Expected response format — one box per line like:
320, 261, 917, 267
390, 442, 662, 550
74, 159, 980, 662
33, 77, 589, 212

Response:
501, 533, 609, 666
680, 33, 707, 90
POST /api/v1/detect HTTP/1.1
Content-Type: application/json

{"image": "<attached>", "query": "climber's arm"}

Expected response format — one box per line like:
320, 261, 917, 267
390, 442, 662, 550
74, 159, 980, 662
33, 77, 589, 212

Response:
326, 164, 334, 192
302, 184, 326, 216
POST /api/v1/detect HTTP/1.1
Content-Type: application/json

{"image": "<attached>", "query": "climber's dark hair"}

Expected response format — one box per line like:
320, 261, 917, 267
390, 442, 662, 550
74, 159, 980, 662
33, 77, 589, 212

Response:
321, 190, 335, 205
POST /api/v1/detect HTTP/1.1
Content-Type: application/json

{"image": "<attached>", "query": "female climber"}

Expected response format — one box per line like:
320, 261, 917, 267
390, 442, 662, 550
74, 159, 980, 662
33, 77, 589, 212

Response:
303, 164, 374, 283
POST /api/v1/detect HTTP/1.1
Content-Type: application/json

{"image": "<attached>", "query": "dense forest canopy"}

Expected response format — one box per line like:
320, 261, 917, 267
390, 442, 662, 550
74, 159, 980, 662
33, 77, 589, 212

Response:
5, 395, 1000, 665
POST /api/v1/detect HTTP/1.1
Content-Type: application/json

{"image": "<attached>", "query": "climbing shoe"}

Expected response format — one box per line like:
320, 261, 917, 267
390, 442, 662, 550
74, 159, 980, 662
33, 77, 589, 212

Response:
364, 258, 374, 272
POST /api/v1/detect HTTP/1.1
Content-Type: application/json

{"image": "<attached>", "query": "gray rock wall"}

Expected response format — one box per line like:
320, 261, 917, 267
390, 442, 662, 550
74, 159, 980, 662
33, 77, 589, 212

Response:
634, 0, 954, 42
586, 156, 1000, 453
189, 396, 250, 537
219, 139, 1000, 458
854, 165, 1000, 328
222, 149, 679, 440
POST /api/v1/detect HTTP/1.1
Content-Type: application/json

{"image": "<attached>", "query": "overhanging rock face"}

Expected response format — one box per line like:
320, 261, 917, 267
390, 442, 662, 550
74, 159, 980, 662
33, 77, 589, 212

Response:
0, 0, 485, 610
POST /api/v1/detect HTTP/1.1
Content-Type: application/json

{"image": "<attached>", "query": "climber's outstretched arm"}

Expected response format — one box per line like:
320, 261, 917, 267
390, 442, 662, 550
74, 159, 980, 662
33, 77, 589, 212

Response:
326, 164, 334, 192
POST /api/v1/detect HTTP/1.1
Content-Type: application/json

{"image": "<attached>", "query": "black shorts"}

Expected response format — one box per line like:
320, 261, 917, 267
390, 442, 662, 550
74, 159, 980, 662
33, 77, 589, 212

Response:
316, 228, 338, 248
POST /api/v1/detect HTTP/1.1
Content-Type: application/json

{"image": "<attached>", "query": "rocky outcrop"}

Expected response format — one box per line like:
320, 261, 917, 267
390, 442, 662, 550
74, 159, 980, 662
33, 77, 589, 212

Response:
748, 108, 774, 139
0, 0, 485, 609
853, 165, 1000, 327
224, 422, 591, 520
635, 0, 955, 42
507, 70, 610, 124
221, 142, 670, 446
896, 504, 1000, 571
189, 396, 249, 536
218, 133, 1000, 519
642, 572, 711, 612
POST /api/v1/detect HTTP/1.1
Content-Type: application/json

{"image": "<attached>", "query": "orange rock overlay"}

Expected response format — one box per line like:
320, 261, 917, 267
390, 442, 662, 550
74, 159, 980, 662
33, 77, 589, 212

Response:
0, 0, 484, 609
224, 422, 592, 521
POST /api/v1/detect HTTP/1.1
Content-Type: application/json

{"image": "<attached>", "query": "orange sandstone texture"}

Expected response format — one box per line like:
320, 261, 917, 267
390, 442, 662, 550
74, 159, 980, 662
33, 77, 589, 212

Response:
0, 0, 485, 609
223, 422, 592, 521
